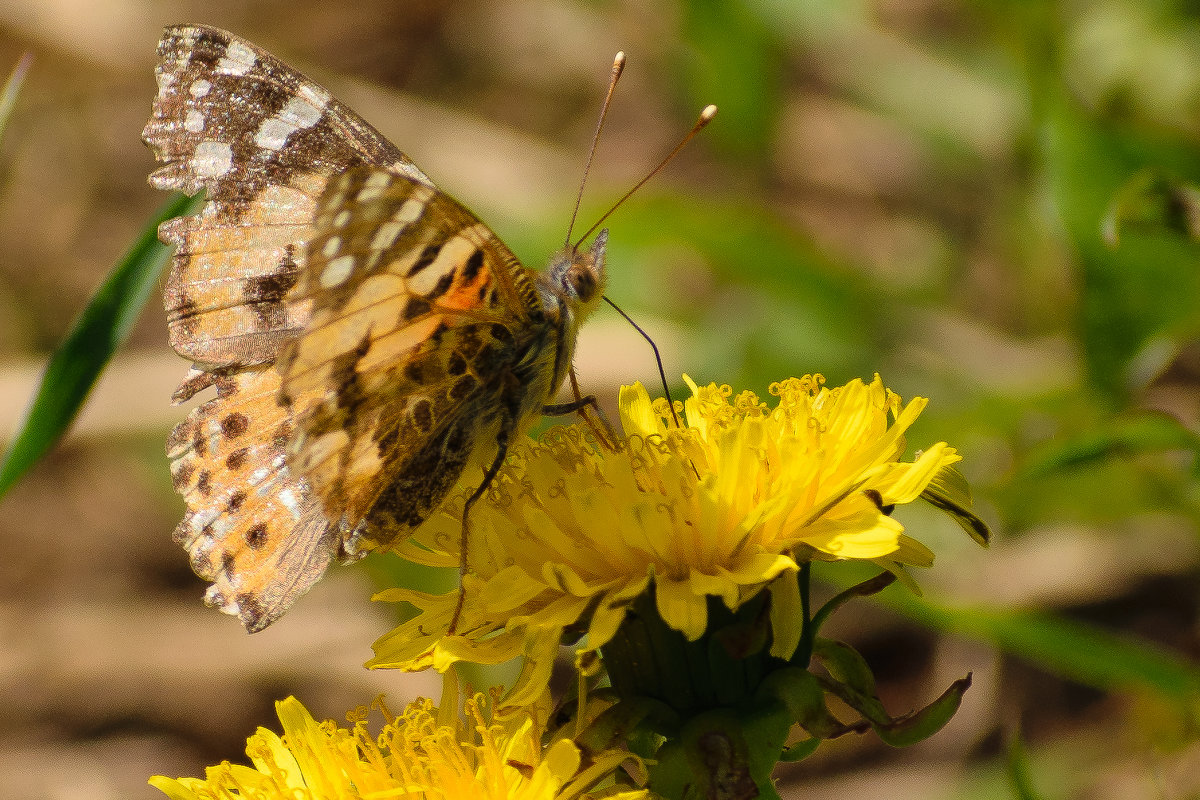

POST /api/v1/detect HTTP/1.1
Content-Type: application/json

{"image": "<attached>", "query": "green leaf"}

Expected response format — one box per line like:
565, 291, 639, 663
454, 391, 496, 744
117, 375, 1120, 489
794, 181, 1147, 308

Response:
812, 639, 972, 746
0, 193, 195, 499
921, 465, 991, 546
871, 675, 972, 748
811, 640, 892, 729
740, 700, 796, 799
813, 639, 881, 706
778, 737, 820, 763
757, 666, 862, 740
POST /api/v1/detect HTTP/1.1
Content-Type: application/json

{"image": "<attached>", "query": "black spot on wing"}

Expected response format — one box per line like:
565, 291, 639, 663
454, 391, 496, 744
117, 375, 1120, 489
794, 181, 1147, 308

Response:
449, 375, 477, 401
426, 271, 454, 301
462, 249, 484, 282
407, 244, 440, 277
226, 447, 249, 470
402, 296, 431, 321
245, 523, 268, 549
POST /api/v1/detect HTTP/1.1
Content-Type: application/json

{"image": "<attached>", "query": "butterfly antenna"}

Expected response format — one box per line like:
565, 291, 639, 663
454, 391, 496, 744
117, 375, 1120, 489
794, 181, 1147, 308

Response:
573, 104, 717, 250
603, 296, 683, 429
582, 104, 716, 430
565, 52, 626, 248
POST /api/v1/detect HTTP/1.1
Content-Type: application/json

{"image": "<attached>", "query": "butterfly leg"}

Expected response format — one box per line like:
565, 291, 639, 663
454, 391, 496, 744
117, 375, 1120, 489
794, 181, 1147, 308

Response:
447, 420, 512, 635
541, 368, 621, 451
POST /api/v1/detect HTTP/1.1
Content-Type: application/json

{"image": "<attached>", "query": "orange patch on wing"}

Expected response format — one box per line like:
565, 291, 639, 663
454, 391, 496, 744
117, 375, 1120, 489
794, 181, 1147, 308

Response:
440, 260, 493, 311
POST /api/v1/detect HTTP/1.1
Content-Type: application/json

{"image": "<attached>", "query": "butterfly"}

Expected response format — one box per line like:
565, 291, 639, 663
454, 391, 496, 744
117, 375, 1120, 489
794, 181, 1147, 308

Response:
143, 24, 611, 632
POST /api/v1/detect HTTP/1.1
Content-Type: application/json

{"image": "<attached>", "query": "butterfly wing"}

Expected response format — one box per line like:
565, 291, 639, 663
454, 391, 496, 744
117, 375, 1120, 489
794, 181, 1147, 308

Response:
143, 23, 430, 366
166, 364, 339, 630
144, 25, 431, 631
277, 167, 555, 551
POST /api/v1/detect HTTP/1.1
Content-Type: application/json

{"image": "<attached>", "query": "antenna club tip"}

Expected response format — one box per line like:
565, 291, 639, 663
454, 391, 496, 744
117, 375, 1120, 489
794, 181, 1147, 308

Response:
700, 104, 718, 122
614, 51, 626, 64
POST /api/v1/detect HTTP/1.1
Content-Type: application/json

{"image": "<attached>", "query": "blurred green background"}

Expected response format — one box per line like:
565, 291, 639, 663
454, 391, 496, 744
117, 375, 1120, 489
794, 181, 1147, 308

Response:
1, 1, 1199, 797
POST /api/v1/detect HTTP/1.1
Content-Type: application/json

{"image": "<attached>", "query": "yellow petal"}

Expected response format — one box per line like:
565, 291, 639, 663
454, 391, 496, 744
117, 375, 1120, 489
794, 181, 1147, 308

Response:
767, 571, 804, 659
619, 381, 663, 437
654, 574, 710, 640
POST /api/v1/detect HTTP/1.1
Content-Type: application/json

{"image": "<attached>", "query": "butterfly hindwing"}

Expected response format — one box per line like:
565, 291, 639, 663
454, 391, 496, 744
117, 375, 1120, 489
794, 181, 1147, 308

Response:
278, 167, 551, 549
167, 364, 336, 631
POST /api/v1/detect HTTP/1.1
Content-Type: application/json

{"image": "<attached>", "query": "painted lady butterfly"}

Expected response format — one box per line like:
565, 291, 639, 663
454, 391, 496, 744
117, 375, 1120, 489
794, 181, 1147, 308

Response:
144, 25, 613, 632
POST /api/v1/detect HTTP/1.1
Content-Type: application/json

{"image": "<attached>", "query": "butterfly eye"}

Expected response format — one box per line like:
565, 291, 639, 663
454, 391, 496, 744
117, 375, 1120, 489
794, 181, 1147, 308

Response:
566, 265, 598, 303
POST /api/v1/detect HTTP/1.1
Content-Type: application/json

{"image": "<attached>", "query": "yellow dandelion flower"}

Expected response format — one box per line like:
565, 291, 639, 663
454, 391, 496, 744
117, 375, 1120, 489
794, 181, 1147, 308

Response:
371, 375, 986, 708
151, 693, 647, 800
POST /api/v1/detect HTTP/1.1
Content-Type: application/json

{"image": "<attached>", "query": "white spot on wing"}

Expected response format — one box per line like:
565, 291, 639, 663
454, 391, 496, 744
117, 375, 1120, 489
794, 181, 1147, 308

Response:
205, 584, 240, 614
322, 237, 341, 258
192, 141, 233, 178
277, 487, 303, 521
216, 40, 257, 76
192, 507, 219, 531
370, 196, 428, 251
281, 94, 325, 124
370, 220, 405, 252
210, 515, 231, 539
297, 83, 332, 108
254, 118, 292, 151
355, 171, 392, 202
184, 109, 205, 133
407, 230, 479, 295
189, 78, 211, 98
320, 254, 356, 287
254, 95, 326, 151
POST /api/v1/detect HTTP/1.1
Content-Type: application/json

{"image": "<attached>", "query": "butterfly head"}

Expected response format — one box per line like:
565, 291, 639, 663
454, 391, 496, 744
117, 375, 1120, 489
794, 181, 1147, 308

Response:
548, 228, 608, 322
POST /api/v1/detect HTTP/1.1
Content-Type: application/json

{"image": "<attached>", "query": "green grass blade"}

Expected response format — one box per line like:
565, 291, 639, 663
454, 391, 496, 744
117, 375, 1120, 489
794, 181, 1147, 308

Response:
0, 193, 194, 499
817, 564, 1200, 704
1007, 731, 1051, 800
1017, 412, 1200, 479
887, 587, 1200, 703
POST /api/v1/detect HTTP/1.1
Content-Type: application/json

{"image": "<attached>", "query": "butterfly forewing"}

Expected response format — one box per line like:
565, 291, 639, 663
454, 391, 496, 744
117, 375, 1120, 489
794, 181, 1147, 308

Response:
143, 24, 429, 367
278, 167, 550, 549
